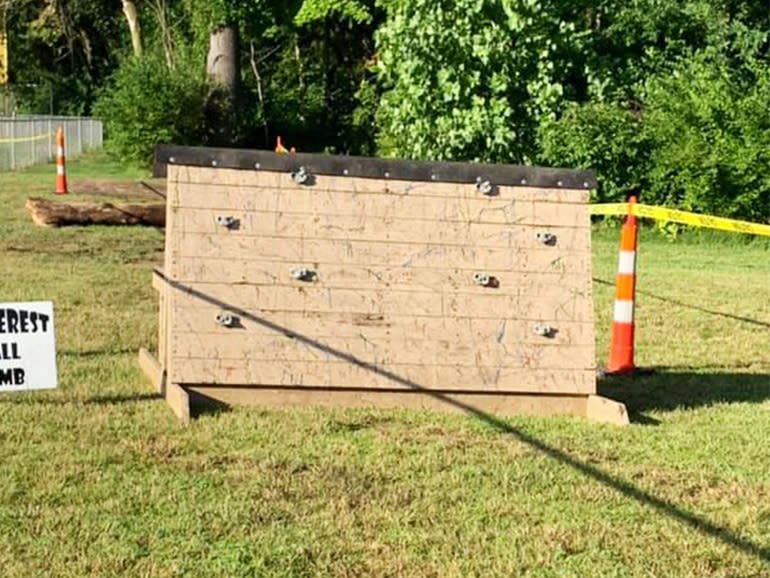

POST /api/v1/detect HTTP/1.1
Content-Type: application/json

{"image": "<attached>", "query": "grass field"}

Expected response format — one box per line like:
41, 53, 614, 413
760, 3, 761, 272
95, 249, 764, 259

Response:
1, 153, 769, 577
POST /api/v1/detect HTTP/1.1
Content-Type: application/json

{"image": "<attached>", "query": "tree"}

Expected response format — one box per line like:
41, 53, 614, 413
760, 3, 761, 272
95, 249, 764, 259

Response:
121, 0, 142, 57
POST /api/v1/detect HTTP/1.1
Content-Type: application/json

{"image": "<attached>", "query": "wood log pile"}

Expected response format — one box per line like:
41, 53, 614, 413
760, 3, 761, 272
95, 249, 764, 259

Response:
26, 198, 165, 228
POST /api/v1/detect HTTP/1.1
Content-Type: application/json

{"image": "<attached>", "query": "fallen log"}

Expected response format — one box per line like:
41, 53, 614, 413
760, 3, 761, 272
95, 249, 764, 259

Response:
26, 197, 165, 228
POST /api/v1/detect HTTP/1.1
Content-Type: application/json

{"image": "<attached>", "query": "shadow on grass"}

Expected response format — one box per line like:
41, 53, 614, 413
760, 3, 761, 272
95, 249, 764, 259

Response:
0, 392, 161, 406
158, 274, 770, 565
59, 347, 139, 358
189, 392, 233, 418
593, 277, 770, 328
600, 370, 770, 415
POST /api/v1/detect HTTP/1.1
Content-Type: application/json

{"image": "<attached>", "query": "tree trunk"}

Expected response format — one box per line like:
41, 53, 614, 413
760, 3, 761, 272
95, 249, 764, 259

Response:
205, 25, 239, 144
122, 0, 142, 57
206, 25, 238, 103
26, 198, 165, 227
150, 0, 175, 68
249, 40, 269, 147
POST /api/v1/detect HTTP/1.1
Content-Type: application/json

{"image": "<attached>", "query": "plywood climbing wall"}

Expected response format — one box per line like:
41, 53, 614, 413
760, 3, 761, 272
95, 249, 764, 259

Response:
142, 145, 628, 425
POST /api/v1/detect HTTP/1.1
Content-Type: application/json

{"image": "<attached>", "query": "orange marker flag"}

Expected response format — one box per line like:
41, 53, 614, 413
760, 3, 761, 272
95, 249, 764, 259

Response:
275, 136, 288, 155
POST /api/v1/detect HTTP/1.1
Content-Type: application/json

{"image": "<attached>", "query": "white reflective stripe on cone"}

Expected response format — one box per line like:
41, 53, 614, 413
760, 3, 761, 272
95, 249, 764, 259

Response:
57, 146, 65, 157
617, 250, 636, 275
56, 165, 65, 175
613, 300, 634, 324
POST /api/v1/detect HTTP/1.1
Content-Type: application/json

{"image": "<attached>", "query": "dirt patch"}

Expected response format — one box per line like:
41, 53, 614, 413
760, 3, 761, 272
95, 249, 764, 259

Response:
67, 178, 166, 203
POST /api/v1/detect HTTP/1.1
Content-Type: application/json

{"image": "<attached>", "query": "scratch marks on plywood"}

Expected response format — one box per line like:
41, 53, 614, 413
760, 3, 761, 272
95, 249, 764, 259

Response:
164, 166, 597, 396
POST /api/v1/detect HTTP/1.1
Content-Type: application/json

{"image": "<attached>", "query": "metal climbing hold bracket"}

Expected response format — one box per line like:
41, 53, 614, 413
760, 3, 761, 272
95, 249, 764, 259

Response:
475, 178, 497, 196
533, 324, 556, 338
536, 231, 556, 246
291, 267, 317, 282
215, 215, 240, 230
472, 272, 492, 287
291, 166, 311, 185
215, 311, 237, 327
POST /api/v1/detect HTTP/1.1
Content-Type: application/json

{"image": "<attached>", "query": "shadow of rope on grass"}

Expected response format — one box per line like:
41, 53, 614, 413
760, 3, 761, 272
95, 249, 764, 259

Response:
161, 275, 770, 565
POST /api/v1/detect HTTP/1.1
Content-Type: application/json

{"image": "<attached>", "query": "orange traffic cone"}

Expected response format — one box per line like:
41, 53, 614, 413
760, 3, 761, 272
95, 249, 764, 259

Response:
55, 127, 67, 195
605, 195, 639, 374
275, 136, 288, 155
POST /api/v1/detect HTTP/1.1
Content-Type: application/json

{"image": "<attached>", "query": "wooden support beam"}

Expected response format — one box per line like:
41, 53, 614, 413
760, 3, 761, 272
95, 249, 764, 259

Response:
137, 347, 164, 394
585, 394, 630, 425
166, 383, 191, 424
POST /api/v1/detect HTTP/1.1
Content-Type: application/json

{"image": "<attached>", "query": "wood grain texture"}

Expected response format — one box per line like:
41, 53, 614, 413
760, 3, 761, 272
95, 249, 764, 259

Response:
171, 234, 590, 274
170, 309, 595, 346
169, 282, 593, 322
171, 182, 589, 227
174, 207, 590, 251
170, 332, 594, 369
177, 360, 594, 393
170, 261, 591, 299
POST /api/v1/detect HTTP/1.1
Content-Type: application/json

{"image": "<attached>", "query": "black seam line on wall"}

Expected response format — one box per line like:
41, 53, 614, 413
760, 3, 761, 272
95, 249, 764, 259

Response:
153, 144, 597, 190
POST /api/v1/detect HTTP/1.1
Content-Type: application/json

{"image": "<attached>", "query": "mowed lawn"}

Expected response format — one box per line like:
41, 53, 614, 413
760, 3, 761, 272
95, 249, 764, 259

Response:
0, 154, 769, 578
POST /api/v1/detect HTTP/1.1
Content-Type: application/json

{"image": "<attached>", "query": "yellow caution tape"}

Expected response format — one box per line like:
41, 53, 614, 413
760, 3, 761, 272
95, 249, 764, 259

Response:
590, 203, 770, 237
0, 132, 54, 144
588, 203, 630, 217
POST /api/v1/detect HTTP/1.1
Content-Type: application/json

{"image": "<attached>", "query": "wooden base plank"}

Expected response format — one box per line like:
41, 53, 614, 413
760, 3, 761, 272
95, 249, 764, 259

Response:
137, 349, 191, 423
184, 385, 627, 425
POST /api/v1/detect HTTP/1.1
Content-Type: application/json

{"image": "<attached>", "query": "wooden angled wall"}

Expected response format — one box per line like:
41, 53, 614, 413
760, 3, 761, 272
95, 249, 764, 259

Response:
142, 146, 628, 425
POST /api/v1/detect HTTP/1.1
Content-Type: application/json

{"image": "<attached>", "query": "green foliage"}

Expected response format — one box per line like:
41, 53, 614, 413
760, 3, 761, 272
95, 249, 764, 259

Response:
375, 0, 566, 163
93, 53, 208, 166
238, 0, 379, 154
375, 0, 769, 218
642, 53, 770, 220
294, 0, 373, 25
6, 0, 128, 114
539, 102, 649, 203
539, 21, 770, 220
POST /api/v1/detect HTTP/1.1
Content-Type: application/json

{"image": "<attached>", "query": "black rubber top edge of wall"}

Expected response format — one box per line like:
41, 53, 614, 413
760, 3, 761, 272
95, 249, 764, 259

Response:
153, 144, 597, 190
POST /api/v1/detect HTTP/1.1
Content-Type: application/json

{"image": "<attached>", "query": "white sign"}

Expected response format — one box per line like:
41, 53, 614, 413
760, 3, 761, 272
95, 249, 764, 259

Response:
0, 301, 57, 391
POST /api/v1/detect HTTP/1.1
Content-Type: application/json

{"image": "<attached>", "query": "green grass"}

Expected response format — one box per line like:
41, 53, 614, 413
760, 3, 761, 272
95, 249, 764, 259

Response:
0, 154, 769, 577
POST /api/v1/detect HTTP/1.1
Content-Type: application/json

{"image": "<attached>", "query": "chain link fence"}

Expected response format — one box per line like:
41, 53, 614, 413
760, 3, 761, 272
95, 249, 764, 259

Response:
0, 115, 103, 172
